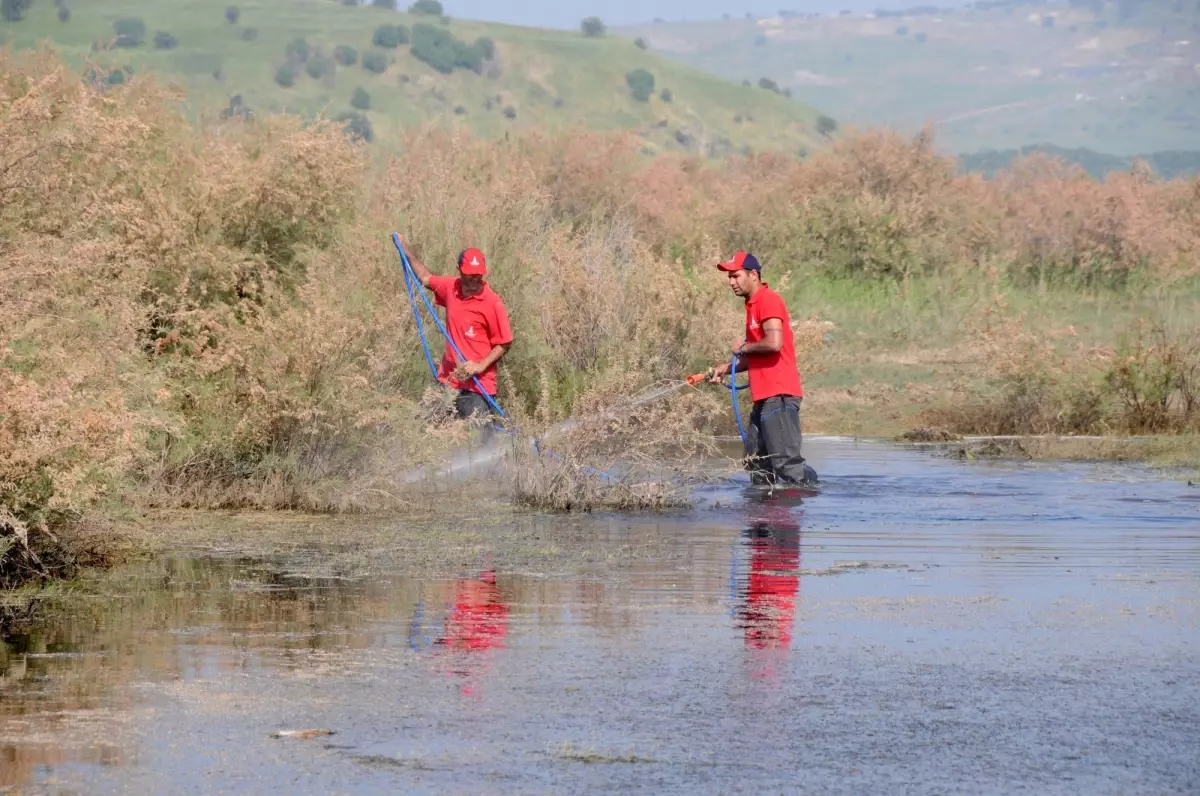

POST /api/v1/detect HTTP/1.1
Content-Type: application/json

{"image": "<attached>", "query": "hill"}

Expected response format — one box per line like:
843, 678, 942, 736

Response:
619, 1, 1200, 156
0, 0, 826, 156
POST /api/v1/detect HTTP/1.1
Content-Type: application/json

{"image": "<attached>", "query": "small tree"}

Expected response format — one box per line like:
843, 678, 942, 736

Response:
758, 77, 780, 93
408, 0, 442, 14
581, 17, 606, 37
374, 24, 409, 47
1, 0, 32, 23
816, 114, 838, 136
362, 49, 389, 73
275, 64, 296, 87
334, 45, 358, 66
502, 105, 516, 119
225, 6, 239, 24
410, 23, 458, 73
306, 53, 335, 80
58, 5, 70, 22
625, 68, 655, 102
351, 86, 372, 110
634, 37, 648, 50
154, 31, 179, 49
475, 36, 495, 59
336, 111, 373, 143
285, 37, 310, 64
241, 27, 258, 41
113, 18, 147, 47
659, 88, 673, 103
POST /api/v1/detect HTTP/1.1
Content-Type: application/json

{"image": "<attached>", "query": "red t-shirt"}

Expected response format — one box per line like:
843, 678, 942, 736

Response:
742, 284, 803, 402
428, 276, 514, 395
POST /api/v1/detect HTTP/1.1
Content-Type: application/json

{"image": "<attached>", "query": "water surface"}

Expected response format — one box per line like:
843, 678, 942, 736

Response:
2, 438, 1198, 794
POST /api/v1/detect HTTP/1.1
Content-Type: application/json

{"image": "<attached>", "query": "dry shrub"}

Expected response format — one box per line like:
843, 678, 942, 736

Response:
1105, 321, 1200, 433
993, 156, 1199, 286
625, 127, 1196, 287
923, 309, 1200, 436
512, 383, 730, 512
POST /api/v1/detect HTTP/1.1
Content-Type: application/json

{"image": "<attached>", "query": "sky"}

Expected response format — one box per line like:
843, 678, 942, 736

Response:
443, 0, 973, 30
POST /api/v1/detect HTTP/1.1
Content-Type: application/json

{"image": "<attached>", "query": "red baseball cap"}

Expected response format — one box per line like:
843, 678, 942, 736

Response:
716, 250, 761, 273
458, 248, 487, 275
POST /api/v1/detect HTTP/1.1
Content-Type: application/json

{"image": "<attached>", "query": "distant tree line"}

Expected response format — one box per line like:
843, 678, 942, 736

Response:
957, 144, 1200, 181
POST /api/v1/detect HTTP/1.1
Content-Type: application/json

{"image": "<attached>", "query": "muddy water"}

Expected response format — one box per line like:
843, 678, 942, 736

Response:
2, 438, 1199, 794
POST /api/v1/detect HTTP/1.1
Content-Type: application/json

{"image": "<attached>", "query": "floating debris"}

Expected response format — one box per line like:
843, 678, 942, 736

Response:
270, 729, 335, 740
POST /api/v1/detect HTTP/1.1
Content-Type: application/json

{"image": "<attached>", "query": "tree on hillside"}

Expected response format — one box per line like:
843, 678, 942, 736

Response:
154, 31, 179, 49
758, 77, 781, 93
58, 5, 70, 22
285, 37, 310, 64
373, 24, 409, 47
2, 0, 33, 23
336, 111, 374, 143
408, 0, 442, 14
625, 68, 655, 102
225, 6, 239, 24
275, 64, 296, 87
362, 49, 388, 73
634, 37, 648, 50
351, 87, 372, 110
581, 16, 606, 37
334, 44, 358, 66
817, 115, 838, 136
113, 18, 146, 47
373, 0, 397, 9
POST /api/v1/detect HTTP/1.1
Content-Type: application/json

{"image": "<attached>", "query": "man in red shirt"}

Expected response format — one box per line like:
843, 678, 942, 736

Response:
709, 251, 816, 486
402, 241, 514, 432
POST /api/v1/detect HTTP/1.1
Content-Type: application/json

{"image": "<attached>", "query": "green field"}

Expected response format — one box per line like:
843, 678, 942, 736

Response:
0, 0, 826, 155
620, 2, 1200, 156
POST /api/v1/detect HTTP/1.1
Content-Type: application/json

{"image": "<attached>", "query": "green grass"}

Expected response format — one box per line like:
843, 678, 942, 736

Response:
620, 2, 1200, 156
1, 0, 825, 155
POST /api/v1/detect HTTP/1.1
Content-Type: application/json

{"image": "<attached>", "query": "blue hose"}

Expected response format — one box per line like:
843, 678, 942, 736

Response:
401, 247, 439, 382
730, 353, 748, 445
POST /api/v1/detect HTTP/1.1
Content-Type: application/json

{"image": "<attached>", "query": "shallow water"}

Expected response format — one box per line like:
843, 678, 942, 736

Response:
2, 438, 1199, 794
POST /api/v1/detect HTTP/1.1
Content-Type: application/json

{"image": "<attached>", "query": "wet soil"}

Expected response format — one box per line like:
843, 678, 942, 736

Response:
2, 438, 1198, 794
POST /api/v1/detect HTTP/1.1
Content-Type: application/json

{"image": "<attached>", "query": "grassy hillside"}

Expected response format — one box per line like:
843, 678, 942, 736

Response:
620, 1, 1200, 156
0, 0, 826, 156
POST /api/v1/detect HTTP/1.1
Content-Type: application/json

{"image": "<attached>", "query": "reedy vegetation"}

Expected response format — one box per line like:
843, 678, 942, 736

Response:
2, 50, 1199, 587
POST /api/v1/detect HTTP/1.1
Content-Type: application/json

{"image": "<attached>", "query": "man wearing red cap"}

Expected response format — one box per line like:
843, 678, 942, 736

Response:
709, 251, 815, 486
403, 242, 514, 427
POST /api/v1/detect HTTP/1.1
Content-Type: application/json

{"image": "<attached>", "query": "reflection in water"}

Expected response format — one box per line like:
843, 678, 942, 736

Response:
735, 494, 804, 681
432, 569, 510, 695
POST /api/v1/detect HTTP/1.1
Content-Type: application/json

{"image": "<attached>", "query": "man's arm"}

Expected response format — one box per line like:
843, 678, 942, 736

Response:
398, 236, 436, 288
709, 319, 784, 383
737, 318, 784, 356
455, 343, 511, 379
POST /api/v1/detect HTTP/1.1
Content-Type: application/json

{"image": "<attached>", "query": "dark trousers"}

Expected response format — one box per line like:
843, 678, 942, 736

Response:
456, 390, 499, 441
744, 395, 813, 485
